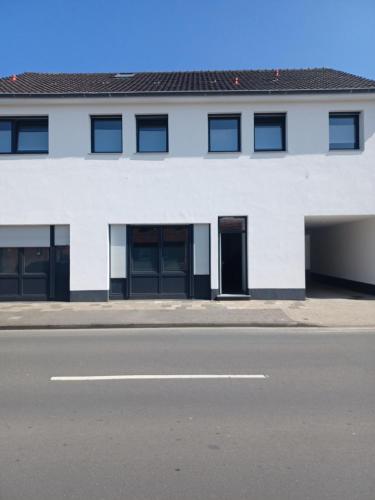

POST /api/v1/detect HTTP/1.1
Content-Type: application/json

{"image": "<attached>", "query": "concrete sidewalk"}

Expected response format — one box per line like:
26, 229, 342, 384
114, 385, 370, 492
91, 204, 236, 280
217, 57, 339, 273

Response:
0, 293, 375, 329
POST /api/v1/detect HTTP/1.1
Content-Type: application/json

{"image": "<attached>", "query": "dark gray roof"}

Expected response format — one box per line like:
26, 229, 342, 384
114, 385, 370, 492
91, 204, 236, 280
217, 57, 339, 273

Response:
0, 68, 374, 98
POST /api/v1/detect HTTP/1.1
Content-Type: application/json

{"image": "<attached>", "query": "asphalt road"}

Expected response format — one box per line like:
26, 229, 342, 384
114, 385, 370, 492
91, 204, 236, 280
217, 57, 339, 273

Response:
1, 327, 375, 500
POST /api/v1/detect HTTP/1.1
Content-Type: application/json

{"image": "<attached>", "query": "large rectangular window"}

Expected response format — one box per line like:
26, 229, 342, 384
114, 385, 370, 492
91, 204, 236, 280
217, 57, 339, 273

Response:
0, 117, 48, 154
208, 115, 241, 152
91, 116, 122, 153
254, 113, 286, 152
137, 115, 168, 153
329, 113, 360, 150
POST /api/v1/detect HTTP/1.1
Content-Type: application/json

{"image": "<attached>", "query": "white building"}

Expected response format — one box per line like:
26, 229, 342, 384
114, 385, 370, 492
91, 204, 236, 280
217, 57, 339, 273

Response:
0, 68, 374, 301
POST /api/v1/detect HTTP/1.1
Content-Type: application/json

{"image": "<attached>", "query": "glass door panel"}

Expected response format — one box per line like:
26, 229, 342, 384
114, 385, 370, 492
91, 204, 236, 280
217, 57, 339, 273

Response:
162, 226, 188, 272
132, 227, 159, 273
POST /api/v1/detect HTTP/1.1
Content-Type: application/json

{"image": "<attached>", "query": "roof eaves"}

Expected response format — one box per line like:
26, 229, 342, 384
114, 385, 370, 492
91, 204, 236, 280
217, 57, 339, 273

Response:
0, 88, 375, 99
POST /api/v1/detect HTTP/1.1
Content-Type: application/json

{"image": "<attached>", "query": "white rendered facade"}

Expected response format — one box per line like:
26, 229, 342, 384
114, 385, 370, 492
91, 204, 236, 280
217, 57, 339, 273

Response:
0, 92, 375, 300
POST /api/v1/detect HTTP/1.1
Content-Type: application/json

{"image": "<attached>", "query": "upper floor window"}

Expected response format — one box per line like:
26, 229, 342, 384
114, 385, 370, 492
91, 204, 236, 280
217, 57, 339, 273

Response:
0, 117, 48, 154
91, 116, 122, 153
254, 113, 286, 152
329, 112, 359, 150
136, 115, 168, 153
208, 115, 241, 152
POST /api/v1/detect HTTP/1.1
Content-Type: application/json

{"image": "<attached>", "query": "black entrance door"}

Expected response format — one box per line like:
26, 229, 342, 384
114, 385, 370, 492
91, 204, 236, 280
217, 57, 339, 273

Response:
128, 225, 191, 298
219, 217, 247, 295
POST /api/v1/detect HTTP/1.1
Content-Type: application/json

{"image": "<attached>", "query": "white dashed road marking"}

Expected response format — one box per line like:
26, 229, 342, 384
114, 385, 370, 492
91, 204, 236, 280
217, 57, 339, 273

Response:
51, 374, 268, 381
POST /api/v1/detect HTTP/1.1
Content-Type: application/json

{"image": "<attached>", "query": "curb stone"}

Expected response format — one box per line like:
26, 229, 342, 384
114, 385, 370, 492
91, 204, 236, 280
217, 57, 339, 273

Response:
0, 321, 318, 330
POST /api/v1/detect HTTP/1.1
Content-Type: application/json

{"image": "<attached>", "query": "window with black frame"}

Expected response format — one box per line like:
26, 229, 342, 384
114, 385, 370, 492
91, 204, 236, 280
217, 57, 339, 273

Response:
0, 117, 48, 154
208, 115, 241, 152
254, 113, 286, 152
91, 116, 122, 153
136, 115, 168, 153
329, 112, 360, 150
23, 248, 49, 274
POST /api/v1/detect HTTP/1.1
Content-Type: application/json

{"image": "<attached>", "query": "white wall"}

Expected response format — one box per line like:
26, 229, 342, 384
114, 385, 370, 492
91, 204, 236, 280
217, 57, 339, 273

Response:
193, 224, 210, 275
110, 225, 126, 278
309, 218, 375, 285
0, 226, 50, 247
69, 220, 109, 292
0, 94, 374, 292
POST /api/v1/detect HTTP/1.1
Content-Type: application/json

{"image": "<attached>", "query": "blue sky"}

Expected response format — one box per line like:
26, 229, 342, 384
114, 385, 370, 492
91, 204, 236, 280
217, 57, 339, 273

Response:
1, 0, 374, 79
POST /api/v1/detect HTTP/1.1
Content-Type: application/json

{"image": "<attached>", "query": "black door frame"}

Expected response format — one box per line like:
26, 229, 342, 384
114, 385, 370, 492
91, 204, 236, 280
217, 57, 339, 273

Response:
218, 216, 248, 295
127, 224, 193, 299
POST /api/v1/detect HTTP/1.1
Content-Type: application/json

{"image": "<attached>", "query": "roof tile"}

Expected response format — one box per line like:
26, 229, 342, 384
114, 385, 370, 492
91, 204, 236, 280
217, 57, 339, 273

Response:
0, 68, 374, 97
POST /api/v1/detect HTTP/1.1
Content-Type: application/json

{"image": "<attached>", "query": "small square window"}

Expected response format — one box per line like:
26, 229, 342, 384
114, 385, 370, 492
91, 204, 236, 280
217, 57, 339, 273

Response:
0, 117, 48, 154
91, 116, 122, 153
254, 114, 286, 152
329, 113, 359, 150
23, 247, 49, 274
208, 115, 241, 152
137, 115, 168, 153
16, 119, 48, 153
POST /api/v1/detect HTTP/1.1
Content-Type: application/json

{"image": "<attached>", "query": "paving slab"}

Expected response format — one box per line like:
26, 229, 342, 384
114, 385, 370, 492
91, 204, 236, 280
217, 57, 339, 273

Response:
0, 295, 374, 329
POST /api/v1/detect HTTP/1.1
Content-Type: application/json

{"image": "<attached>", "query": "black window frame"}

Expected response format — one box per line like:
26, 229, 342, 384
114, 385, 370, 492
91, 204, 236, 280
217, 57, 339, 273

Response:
254, 113, 286, 152
0, 116, 49, 155
90, 115, 123, 154
136, 115, 169, 153
329, 112, 360, 151
208, 114, 241, 153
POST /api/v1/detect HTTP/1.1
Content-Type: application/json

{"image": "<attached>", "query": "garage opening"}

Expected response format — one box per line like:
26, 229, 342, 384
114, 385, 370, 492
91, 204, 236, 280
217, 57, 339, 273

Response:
305, 216, 375, 299
0, 225, 70, 301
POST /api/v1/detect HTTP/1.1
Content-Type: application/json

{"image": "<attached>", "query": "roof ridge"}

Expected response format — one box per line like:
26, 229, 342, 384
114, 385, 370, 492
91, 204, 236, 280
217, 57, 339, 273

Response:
0, 67, 340, 79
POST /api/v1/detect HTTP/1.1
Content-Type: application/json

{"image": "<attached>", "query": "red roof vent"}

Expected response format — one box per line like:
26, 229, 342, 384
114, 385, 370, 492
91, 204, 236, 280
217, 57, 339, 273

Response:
233, 77, 240, 86
11, 74, 17, 82
275, 69, 280, 78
